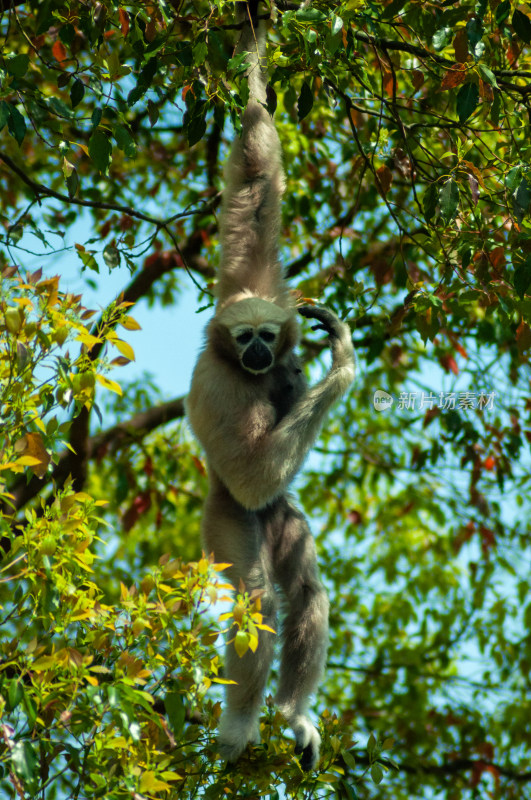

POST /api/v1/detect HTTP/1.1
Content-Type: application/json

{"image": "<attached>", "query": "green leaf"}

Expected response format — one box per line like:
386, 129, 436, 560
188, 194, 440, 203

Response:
495, 0, 511, 26
514, 257, 531, 299
127, 57, 158, 106
11, 741, 38, 785
6, 53, 30, 78
456, 82, 479, 123
88, 130, 112, 173
103, 244, 120, 270
0, 101, 9, 132
164, 690, 186, 736
478, 64, 498, 88
185, 98, 207, 147
66, 168, 79, 198
296, 8, 326, 22
440, 178, 460, 222
423, 183, 438, 223
70, 78, 85, 108
512, 9, 531, 44
514, 178, 531, 216
297, 81, 313, 121
114, 125, 137, 158
432, 27, 452, 51
330, 13, 344, 35
371, 763, 384, 784
147, 99, 159, 127
7, 104, 26, 146
91, 107, 102, 128
466, 17, 484, 58
77, 249, 99, 272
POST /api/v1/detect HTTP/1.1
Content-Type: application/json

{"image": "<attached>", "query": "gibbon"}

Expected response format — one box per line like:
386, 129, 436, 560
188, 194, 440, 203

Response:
187, 0, 355, 772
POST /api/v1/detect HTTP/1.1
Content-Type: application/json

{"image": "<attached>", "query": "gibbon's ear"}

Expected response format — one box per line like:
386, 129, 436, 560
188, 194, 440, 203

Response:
208, 317, 241, 366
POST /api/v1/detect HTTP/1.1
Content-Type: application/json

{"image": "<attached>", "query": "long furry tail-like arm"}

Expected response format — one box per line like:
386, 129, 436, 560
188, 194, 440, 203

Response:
216, 1, 289, 308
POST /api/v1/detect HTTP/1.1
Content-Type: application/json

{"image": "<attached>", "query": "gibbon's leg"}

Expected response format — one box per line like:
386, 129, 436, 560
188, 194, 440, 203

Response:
267, 498, 329, 771
202, 479, 278, 762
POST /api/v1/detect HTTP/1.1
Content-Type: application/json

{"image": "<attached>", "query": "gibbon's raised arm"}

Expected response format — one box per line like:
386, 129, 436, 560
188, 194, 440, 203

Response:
216, 1, 289, 308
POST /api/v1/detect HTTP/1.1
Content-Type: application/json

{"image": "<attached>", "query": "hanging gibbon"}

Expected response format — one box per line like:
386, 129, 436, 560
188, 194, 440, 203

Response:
187, 0, 355, 772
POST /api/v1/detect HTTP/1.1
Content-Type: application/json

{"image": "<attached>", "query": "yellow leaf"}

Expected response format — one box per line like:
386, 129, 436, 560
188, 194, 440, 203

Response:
76, 331, 102, 349
119, 315, 141, 331
14, 432, 50, 478
139, 771, 171, 793
96, 374, 122, 395
32, 655, 56, 671
113, 338, 135, 361
15, 455, 42, 467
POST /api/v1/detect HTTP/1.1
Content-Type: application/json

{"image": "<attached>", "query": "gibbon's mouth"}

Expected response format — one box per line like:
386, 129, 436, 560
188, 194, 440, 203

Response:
241, 341, 273, 374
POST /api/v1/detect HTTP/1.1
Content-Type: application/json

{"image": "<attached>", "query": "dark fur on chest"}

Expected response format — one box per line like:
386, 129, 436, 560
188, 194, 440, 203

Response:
267, 358, 306, 424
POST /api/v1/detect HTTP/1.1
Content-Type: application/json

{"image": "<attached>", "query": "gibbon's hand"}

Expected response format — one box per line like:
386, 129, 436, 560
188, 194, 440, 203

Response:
297, 304, 344, 340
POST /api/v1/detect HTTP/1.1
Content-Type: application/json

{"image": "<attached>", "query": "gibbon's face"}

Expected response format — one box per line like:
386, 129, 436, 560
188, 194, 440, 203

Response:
230, 322, 281, 374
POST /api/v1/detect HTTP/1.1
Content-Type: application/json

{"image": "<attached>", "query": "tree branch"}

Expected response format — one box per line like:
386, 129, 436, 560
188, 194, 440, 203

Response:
0, 150, 215, 228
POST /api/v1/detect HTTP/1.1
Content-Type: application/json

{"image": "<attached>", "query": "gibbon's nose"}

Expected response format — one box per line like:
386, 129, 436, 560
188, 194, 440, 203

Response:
242, 340, 273, 372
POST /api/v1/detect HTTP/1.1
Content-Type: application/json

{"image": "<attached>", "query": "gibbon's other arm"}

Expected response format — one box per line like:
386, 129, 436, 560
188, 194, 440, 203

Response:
216, 1, 288, 307
197, 306, 355, 510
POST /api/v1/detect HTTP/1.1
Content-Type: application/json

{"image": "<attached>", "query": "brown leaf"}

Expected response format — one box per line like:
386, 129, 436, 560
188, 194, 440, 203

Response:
453, 28, 469, 62
468, 173, 479, 206
440, 64, 467, 90
376, 164, 393, 196
411, 70, 424, 90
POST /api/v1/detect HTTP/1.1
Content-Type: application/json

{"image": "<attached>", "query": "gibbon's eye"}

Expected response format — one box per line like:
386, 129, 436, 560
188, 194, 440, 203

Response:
236, 330, 253, 345
259, 330, 276, 343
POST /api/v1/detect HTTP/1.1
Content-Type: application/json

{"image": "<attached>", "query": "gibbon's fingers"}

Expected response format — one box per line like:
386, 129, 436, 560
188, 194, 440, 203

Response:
297, 304, 342, 339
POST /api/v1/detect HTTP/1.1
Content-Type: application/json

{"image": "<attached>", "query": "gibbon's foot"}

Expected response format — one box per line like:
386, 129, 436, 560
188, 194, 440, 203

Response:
218, 710, 260, 764
289, 714, 321, 772
297, 304, 343, 339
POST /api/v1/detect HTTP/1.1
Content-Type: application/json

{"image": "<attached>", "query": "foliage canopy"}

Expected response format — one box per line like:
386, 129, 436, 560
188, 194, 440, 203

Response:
1, 0, 531, 798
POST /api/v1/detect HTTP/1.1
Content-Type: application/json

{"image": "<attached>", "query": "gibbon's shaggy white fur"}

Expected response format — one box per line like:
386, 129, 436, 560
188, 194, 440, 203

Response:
187, 0, 355, 772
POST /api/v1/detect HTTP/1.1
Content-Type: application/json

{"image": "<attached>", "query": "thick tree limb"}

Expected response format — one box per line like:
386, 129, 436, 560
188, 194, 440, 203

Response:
6, 397, 186, 516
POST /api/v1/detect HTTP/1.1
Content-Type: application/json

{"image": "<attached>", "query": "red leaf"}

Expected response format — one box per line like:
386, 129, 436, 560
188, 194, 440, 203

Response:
122, 491, 152, 532
483, 456, 495, 471
119, 8, 130, 36
440, 354, 459, 375
52, 40, 67, 63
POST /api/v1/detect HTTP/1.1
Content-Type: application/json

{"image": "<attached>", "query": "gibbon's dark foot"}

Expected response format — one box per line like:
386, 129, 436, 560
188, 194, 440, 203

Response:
297, 304, 342, 339
295, 741, 317, 772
